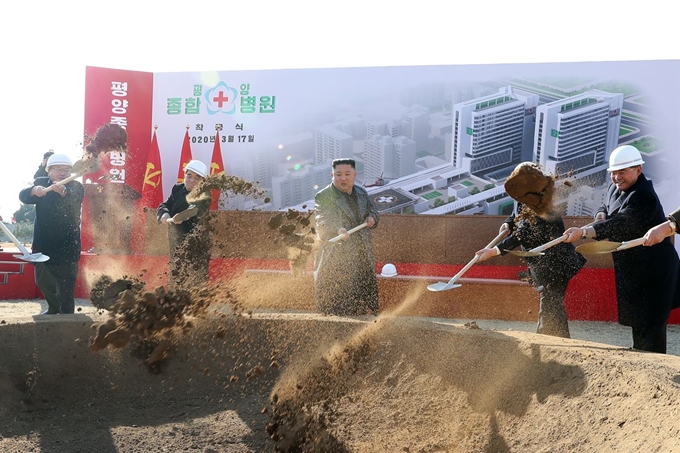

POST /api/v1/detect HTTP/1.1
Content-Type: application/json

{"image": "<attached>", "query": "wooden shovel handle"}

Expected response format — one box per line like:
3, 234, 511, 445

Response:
529, 235, 567, 253
447, 230, 509, 284
329, 221, 369, 243
528, 220, 598, 254
617, 237, 646, 251
43, 173, 80, 193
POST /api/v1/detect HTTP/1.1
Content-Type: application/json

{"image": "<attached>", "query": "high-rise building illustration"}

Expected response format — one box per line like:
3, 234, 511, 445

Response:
452, 86, 539, 177
364, 135, 395, 179
393, 136, 417, 177
253, 148, 277, 188
534, 89, 623, 186
366, 119, 401, 139
364, 135, 416, 180
401, 106, 429, 152
314, 125, 353, 164
271, 162, 331, 209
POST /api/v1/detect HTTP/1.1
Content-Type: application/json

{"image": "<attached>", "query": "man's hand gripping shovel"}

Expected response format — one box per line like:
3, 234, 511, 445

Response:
328, 222, 369, 243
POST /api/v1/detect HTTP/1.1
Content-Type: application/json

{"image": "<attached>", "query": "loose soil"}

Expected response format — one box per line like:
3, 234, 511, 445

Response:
2, 297, 680, 453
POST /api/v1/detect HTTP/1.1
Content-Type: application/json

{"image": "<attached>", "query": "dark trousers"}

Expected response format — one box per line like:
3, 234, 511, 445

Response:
35, 262, 79, 314
535, 278, 571, 338
632, 323, 667, 353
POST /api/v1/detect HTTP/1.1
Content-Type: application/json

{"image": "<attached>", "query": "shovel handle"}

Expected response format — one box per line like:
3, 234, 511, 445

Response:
329, 221, 369, 243
529, 235, 567, 253
446, 230, 509, 284
0, 220, 31, 255
617, 237, 646, 251
43, 173, 80, 193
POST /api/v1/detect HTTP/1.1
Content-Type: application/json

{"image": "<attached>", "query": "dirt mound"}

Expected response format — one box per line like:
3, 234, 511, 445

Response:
2, 315, 680, 452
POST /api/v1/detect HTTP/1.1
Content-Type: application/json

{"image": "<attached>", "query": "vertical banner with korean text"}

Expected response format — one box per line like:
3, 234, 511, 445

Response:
83, 67, 154, 252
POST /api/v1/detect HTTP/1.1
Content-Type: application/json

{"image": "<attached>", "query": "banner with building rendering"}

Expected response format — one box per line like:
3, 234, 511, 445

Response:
86, 60, 680, 218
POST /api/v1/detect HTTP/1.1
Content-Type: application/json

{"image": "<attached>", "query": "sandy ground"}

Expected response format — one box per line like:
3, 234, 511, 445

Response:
2, 298, 680, 452
3, 298, 680, 356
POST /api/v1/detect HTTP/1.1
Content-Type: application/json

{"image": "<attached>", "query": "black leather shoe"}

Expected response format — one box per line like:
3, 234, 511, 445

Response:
39, 310, 59, 315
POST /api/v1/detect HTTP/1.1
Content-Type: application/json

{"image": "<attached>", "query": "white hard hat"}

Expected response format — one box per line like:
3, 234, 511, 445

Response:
380, 263, 397, 277
46, 153, 73, 168
184, 160, 208, 178
607, 145, 644, 172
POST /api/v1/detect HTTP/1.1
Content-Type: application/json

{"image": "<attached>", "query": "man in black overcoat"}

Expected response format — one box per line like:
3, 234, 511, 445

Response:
313, 158, 379, 316
565, 145, 679, 353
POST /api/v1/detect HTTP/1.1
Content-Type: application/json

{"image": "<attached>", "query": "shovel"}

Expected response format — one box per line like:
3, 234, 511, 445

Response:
329, 221, 368, 243
427, 230, 508, 292
575, 237, 646, 255
169, 205, 199, 223
505, 235, 567, 257
71, 154, 101, 176
0, 221, 50, 263
506, 221, 598, 257
43, 157, 101, 194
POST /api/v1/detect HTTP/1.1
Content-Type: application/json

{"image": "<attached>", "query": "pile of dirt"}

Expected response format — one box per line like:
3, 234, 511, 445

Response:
4, 314, 680, 452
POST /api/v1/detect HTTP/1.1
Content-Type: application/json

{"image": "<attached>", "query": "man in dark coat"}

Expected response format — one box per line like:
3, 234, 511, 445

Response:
313, 158, 379, 316
19, 153, 84, 315
565, 145, 679, 353
157, 159, 212, 288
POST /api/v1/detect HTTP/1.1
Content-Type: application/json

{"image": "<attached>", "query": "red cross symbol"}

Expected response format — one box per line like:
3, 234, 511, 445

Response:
212, 91, 229, 107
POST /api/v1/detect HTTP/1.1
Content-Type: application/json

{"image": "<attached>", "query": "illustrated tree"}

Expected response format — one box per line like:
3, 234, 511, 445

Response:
13, 204, 35, 223
12, 220, 34, 243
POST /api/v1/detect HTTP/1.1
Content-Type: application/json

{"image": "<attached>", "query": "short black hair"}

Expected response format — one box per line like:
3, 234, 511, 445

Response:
332, 158, 355, 169
43, 150, 54, 159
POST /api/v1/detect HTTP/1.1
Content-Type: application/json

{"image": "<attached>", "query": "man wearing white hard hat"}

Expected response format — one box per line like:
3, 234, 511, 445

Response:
19, 153, 85, 315
157, 159, 212, 287
564, 145, 680, 353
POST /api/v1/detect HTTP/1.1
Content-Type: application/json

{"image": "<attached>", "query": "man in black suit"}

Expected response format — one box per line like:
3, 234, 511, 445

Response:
313, 158, 379, 316
19, 153, 84, 315
564, 145, 680, 353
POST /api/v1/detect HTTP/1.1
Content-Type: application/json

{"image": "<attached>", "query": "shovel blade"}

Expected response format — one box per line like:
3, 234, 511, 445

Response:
575, 241, 621, 255
172, 206, 199, 223
71, 155, 101, 175
13, 253, 50, 263
427, 282, 462, 292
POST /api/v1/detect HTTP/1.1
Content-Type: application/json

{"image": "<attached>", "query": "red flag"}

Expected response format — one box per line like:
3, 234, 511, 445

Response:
130, 126, 164, 254
209, 129, 225, 210
140, 126, 164, 209
176, 126, 193, 183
